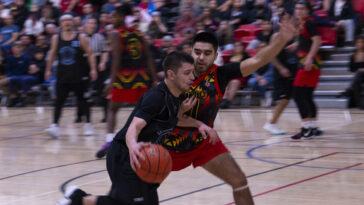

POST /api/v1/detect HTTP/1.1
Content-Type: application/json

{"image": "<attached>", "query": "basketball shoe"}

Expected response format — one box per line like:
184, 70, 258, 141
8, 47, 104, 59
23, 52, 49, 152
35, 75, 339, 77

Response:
263, 122, 286, 135
291, 127, 314, 140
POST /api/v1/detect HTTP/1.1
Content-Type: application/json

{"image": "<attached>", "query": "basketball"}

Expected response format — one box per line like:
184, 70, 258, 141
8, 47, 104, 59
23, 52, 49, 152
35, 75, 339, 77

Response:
135, 144, 172, 184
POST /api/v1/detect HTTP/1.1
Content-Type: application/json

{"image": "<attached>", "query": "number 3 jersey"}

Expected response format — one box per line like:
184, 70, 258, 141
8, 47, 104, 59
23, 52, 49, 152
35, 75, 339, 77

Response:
162, 63, 243, 152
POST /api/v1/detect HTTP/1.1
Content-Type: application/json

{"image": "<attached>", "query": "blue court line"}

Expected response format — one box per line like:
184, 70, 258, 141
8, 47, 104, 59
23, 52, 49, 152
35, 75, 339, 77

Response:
246, 141, 364, 171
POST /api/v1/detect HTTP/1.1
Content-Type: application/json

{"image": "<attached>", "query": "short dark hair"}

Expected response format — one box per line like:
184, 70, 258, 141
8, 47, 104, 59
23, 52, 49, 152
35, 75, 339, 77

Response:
114, 3, 133, 17
296, 0, 313, 15
192, 32, 218, 52
162, 51, 194, 77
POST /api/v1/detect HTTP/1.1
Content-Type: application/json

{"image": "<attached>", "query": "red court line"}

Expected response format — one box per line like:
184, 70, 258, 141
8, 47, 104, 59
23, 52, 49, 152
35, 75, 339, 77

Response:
225, 163, 362, 205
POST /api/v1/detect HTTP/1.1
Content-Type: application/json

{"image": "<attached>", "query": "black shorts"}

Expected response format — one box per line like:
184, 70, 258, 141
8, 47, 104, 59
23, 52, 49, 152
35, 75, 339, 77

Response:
106, 140, 159, 205
273, 78, 294, 101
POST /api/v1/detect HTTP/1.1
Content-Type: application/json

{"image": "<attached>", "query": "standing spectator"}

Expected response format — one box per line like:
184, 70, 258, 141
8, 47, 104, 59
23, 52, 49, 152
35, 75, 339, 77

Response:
247, 42, 274, 107
40, 2, 60, 25
147, 11, 167, 39
328, 0, 357, 45
291, 0, 323, 140
97, 12, 109, 34
4, 41, 32, 107
44, 23, 57, 44
174, 7, 196, 38
81, 3, 94, 24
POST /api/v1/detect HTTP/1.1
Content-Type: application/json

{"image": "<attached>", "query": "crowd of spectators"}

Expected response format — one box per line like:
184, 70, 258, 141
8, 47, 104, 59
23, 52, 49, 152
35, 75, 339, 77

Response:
0, 0, 363, 107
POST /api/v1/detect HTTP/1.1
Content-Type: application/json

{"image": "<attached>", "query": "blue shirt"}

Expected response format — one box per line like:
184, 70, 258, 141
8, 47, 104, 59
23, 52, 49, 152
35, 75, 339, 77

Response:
1, 25, 20, 44
5, 54, 30, 76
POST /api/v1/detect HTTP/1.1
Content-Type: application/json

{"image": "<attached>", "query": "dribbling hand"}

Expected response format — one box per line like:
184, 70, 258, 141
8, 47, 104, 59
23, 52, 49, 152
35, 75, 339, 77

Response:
128, 141, 151, 171
198, 124, 219, 145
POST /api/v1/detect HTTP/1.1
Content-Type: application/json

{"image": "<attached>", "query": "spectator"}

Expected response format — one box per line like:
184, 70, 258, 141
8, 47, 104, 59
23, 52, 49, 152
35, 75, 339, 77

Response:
216, 20, 234, 50
0, 15, 19, 56
10, 0, 28, 29
139, 0, 155, 15
19, 34, 36, 57
244, 0, 272, 25
247, 19, 273, 49
24, 8, 44, 36
34, 35, 49, 55
179, 0, 202, 17
207, 0, 223, 23
81, 3, 94, 24
4, 41, 31, 107
194, 20, 205, 33
100, 0, 120, 14
225, 0, 244, 30
0, 2, 10, 19
60, 0, 88, 14
328, 0, 357, 45
147, 11, 167, 39
220, 41, 250, 108
198, 7, 219, 33
180, 41, 192, 54
44, 23, 57, 44
40, 1, 60, 25
247, 42, 274, 107
132, 7, 152, 33
97, 12, 109, 34
174, 7, 196, 38
144, 34, 164, 80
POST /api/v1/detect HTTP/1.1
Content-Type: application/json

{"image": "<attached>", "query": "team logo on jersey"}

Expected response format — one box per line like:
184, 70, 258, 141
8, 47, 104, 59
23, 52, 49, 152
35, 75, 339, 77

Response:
126, 38, 142, 60
59, 46, 76, 65
71, 40, 80, 47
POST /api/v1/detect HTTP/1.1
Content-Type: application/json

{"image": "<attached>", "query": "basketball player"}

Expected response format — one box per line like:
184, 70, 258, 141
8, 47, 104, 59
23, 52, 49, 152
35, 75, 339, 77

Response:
264, 11, 298, 135
95, 4, 157, 158
291, 0, 323, 140
161, 20, 297, 204
58, 51, 211, 205
44, 14, 97, 138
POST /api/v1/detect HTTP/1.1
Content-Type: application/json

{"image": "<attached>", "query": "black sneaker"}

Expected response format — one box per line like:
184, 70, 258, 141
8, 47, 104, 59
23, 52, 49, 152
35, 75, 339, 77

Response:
291, 127, 313, 140
7, 98, 17, 107
95, 142, 111, 158
220, 99, 231, 109
312, 127, 323, 136
64, 185, 88, 205
74, 117, 82, 123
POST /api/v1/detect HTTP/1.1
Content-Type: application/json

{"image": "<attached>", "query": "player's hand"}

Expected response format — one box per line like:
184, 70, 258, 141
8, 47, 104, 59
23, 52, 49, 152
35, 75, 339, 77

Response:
128, 141, 151, 171
278, 14, 297, 43
279, 67, 291, 78
44, 70, 51, 82
90, 70, 98, 81
180, 96, 197, 114
198, 124, 219, 145
304, 57, 313, 71
286, 42, 297, 52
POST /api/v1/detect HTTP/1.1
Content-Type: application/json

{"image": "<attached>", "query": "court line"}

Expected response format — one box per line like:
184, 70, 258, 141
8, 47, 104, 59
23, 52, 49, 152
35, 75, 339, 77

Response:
224, 163, 363, 205
246, 141, 364, 171
60, 169, 106, 193
158, 152, 337, 203
0, 159, 103, 181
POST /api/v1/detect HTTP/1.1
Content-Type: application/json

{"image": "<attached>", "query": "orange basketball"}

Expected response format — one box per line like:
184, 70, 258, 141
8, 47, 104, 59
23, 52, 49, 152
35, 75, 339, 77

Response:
135, 144, 172, 184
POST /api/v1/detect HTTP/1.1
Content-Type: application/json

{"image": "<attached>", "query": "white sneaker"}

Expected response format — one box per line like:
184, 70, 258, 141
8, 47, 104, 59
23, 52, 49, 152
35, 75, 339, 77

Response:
45, 124, 60, 139
56, 198, 71, 205
263, 122, 286, 135
83, 123, 94, 136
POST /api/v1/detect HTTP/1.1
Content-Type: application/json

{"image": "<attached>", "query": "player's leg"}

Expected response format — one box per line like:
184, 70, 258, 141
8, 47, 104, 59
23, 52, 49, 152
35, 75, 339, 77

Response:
74, 82, 94, 136
221, 79, 241, 109
202, 152, 254, 205
292, 86, 312, 139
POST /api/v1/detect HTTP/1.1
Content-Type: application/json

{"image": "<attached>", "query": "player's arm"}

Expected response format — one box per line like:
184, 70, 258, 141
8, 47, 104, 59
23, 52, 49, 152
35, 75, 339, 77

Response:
239, 18, 297, 77
125, 117, 151, 170
45, 34, 58, 81
80, 34, 97, 81
303, 35, 321, 71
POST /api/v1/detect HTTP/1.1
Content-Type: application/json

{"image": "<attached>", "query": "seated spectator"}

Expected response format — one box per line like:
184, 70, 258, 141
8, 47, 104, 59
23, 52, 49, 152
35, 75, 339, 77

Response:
216, 20, 234, 50
19, 34, 36, 57
198, 7, 219, 33
34, 35, 49, 55
0, 15, 20, 56
144, 34, 163, 80
179, 0, 202, 17
147, 11, 167, 39
3, 41, 31, 107
247, 19, 273, 49
194, 21, 205, 34
81, 3, 95, 24
177, 28, 195, 51
174, 7, 196, 38
101, 0, 120, 14
40, 2, 60, 25
246, 0, 272, 25
132, 7, 152, 33
10, 0, 29, 29
224, 0, 244, 30
60, 0, 88, 14
98, 12, 110, 35
220, 41, 250, 109
179, 41, 192, 54
340, 35, 364, 108
328, 0, 357, 45
247, 42, 274, 107
44, 23, 57, 44
23, 6, 44, 36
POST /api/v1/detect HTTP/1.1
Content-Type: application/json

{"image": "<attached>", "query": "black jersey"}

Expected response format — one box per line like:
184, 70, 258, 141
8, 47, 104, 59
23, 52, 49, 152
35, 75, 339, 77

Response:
114, 81, 181, 144
57, 33, 85, 83
274, 42, 298, 81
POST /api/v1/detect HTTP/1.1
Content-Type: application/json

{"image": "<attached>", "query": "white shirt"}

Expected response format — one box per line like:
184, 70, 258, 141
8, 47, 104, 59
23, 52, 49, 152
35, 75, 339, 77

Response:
334, 0, 345, 17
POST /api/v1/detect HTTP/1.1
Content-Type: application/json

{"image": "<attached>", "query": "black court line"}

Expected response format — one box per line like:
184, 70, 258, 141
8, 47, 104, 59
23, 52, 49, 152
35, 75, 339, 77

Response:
60, 170, 106, 193
0, 159, 103, 181
159, 152, 338, 203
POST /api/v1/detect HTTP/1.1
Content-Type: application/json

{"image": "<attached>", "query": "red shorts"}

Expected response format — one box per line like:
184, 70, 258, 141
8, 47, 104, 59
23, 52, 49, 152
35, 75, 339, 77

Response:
111, 87, 149, 103
168, 137, 229, 171
293, 69, 321, 87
